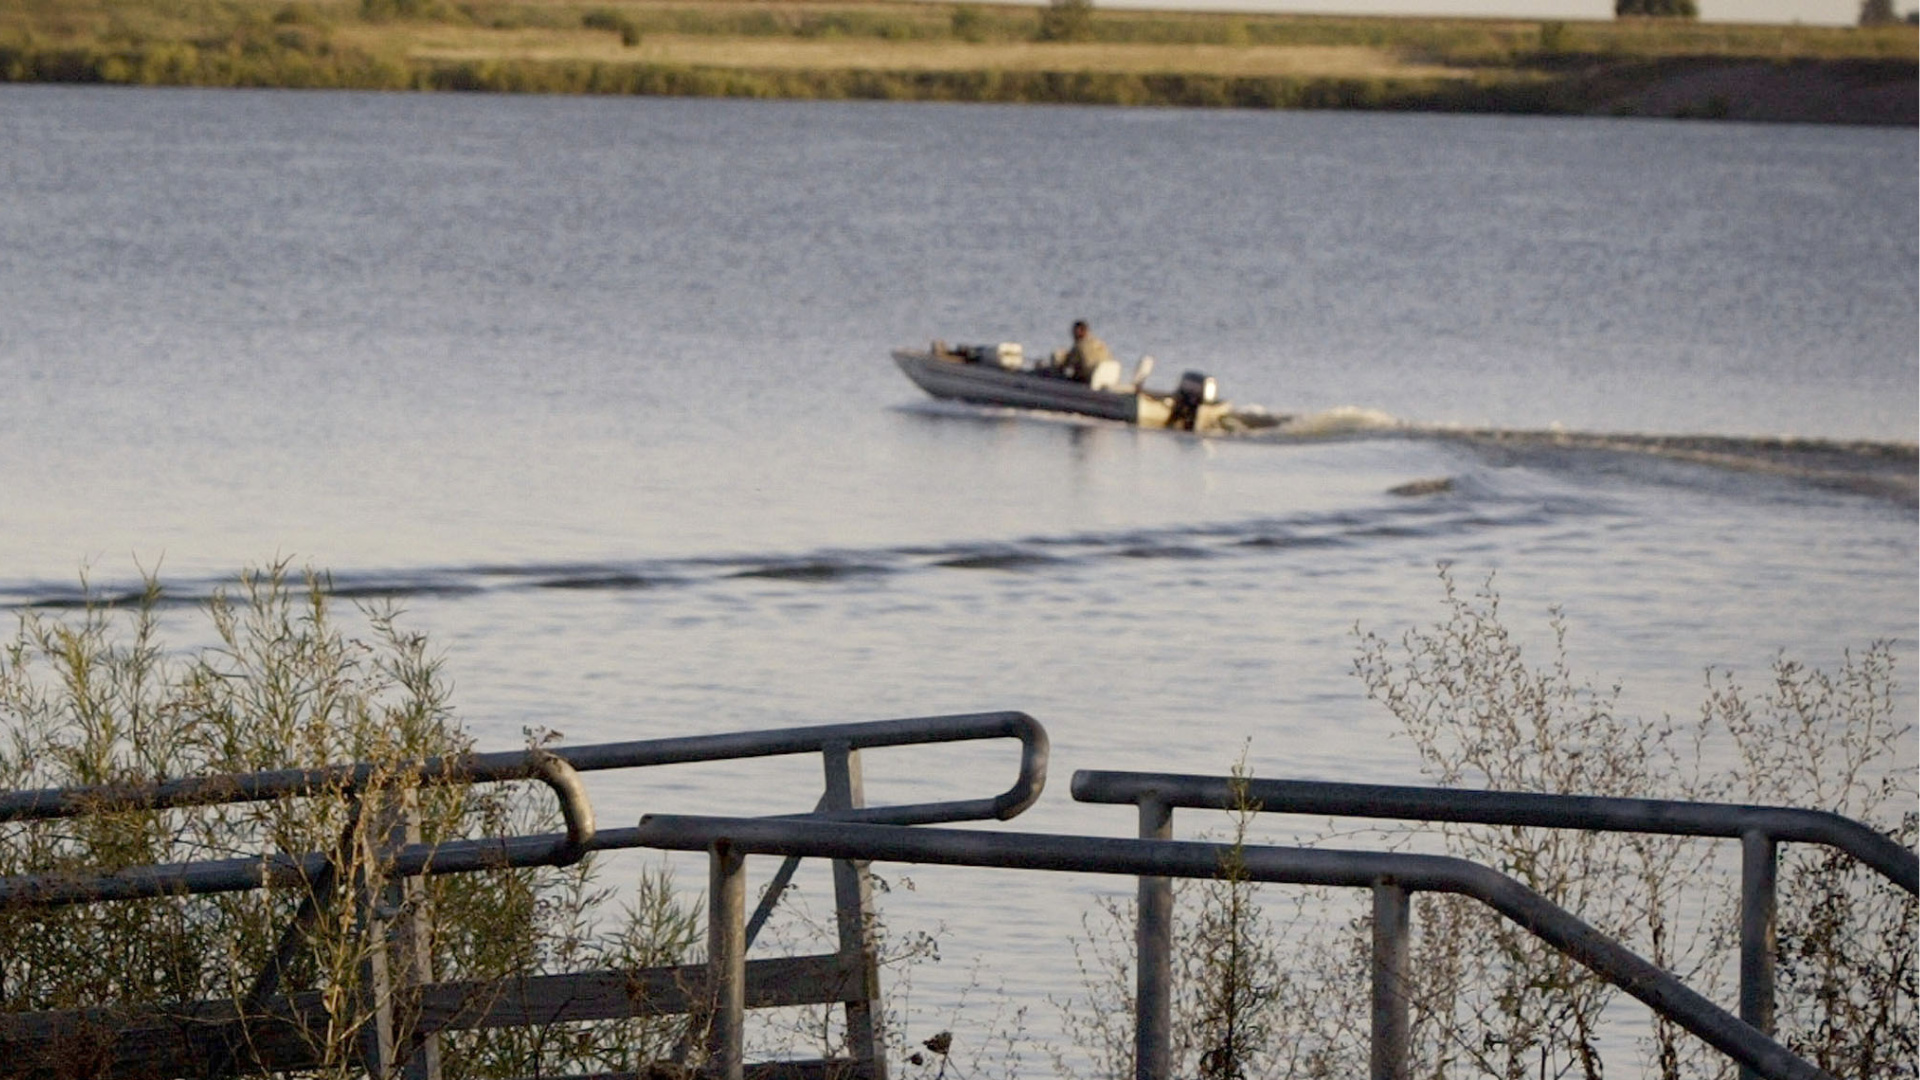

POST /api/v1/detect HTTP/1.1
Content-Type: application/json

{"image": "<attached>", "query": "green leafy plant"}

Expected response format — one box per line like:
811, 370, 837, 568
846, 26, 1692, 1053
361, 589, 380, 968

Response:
1616, 0, 1700, 19
1035, 0, 1095, 43
582, 8, 640, 47
1355, 568, 1914, 1079
0, 565, 700, 1078
1057, 568, 1912, 1079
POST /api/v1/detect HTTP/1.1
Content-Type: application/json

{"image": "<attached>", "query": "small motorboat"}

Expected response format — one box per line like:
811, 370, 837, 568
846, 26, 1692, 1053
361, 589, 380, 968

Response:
891, 341, 1238, 432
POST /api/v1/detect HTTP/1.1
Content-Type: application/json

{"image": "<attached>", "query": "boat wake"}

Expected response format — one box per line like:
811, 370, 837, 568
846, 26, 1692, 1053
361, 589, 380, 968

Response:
1414, 426, 1918, 506
1233, 408, 1916, 506
1229, 406, 1400, 438
0, 492, 1609, 612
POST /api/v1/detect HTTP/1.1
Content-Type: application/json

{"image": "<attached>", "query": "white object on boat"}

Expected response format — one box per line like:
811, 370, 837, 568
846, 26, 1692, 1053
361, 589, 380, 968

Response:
1131, 356, 1154, 391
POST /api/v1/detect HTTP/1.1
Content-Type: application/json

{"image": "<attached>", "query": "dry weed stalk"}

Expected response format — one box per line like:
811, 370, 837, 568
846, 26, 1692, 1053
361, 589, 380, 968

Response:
1053, 567, 1912, 1080
1355, 568, 1914, 1080
0, 564, 699, 1079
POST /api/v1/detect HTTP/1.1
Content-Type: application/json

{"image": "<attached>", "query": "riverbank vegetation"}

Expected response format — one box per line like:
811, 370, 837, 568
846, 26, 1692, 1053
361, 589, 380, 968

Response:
1, 0, 1914, 120
0, 568, 699, 1077
3, 566, 1912, 1077
1045, 571, 1915, 1080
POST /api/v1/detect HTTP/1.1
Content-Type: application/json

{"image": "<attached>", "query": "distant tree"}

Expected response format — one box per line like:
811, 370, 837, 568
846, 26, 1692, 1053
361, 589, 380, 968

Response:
1616, 0, 1699, 17
1036, 0, 1094, 42
1859, 0, 1899, 24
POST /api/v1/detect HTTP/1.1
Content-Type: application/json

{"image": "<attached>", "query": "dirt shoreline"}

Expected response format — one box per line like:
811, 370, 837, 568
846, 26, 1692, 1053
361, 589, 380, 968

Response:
4, 47, 1911, 124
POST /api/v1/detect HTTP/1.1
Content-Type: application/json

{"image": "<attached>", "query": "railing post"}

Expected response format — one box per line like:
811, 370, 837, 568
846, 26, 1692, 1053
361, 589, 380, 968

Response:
355, 789, 443, 1080
1371, 882, 1412, 1080
708, 838, 746, 1080
823, 740, 889, 1079
1136, 795, 1173, 1080
1740, 830, 1778, 1080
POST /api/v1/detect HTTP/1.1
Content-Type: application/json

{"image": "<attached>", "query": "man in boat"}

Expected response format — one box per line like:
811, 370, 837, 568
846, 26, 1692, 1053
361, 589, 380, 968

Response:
1053, 320, 1115, 384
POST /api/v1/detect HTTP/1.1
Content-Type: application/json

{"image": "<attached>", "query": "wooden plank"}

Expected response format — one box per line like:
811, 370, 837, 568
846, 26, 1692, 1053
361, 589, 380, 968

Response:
415, 954, 859, 1033
745, 1060, 874, 1080
0, 956, 858, 1078
0, 992, 332, 1079
509, 1061, 871, 1080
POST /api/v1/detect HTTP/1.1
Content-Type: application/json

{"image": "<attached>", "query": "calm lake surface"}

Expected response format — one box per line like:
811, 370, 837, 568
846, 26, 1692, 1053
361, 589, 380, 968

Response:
2, 84, 1915, 1071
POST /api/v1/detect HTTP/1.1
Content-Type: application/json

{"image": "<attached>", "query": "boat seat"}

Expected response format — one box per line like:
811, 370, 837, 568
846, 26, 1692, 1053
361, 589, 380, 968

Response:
1088, 358, 1122, 392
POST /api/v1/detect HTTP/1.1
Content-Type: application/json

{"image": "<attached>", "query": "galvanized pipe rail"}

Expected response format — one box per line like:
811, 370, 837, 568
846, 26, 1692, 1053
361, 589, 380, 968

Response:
627, 814, 1832, 1080
0, 711, 1047, 828
0, 712, 1046, 908
0, 712, 1048, 1080
1070, 770, 1917, 1080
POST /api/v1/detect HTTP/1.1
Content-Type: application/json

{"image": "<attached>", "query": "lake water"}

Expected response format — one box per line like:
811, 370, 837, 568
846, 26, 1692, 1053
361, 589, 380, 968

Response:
1, 84, 1915, 1073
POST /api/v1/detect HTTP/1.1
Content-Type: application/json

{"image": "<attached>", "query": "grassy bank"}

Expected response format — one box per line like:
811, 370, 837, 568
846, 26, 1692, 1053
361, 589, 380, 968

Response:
2, 0, 1914, 121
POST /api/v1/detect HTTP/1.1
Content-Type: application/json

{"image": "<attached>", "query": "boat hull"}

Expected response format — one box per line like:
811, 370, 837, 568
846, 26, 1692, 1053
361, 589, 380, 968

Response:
893, 349, 1152, 425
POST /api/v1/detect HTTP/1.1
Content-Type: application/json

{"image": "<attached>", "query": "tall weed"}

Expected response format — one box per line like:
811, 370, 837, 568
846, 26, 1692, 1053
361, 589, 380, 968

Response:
0, 565, 699, 1078
1353, 568, 1915, 1080
1056, 568, 1913, 1078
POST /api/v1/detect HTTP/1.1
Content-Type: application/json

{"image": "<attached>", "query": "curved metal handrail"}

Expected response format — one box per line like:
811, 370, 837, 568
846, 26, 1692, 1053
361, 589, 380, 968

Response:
0, 713, 1047, 908
1068, 771, 1918, 893
629, 814, 1831, 1080
0, 711, 1046, 828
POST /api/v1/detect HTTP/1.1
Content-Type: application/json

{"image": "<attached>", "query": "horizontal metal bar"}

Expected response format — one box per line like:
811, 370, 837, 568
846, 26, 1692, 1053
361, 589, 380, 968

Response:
0, 762, 597, 909
0, 714, 1042, 908
0, 711, 1045, 827
0, 747, 581, 824
1069, 771, 1918, 894
550, 710, 1047, 824
0, 759, 1037, 911
629, 814, 1831, 1080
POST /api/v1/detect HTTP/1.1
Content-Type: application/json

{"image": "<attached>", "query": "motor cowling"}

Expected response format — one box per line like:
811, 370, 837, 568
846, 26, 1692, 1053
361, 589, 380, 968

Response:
1170, 370, 1218, 430
1177, 370, 1217, 406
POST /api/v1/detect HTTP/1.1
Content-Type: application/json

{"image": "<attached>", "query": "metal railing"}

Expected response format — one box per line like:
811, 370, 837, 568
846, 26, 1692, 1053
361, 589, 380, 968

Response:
0, 711, 1048, 1080
5, 724, 1906, 1080
0, 710, 1048, 829
1069, 770, 1919, 1080
627, 814, 1833, 1080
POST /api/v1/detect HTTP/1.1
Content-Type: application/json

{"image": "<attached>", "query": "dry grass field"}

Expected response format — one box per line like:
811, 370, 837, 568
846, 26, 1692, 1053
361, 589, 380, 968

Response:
1, 0, 1912, 120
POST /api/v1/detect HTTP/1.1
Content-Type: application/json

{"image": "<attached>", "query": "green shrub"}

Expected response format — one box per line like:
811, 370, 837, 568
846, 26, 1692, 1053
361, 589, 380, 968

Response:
1616, 0, 1700, 19
1057, 569, 1914, 1079
0, 566, 699, 1077
951, 4, 986, 43
1035, 0, 1094, 43
1538, 20, 1570, 54
582, 7, 639, 47
1354, 570, 1914, 1078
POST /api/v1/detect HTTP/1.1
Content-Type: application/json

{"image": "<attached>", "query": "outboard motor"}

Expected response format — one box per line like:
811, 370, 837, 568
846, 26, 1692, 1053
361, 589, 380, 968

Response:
1170, 370, 1218, 431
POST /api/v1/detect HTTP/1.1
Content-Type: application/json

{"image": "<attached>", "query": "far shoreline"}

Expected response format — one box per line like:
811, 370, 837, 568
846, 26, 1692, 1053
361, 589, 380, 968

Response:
2, 1, 1914, 124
